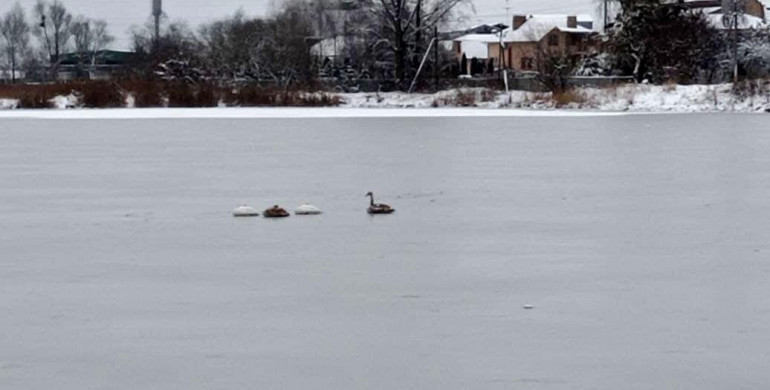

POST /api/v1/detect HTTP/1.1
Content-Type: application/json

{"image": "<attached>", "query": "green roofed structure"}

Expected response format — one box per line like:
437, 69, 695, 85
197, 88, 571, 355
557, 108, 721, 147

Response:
57, 50, 137, 81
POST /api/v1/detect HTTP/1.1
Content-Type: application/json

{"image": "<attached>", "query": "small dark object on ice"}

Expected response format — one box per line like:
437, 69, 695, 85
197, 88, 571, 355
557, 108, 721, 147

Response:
264, 205, 290, 218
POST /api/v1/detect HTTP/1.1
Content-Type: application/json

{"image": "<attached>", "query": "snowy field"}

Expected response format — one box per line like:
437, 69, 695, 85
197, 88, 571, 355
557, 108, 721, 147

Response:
2, 114, 770, 389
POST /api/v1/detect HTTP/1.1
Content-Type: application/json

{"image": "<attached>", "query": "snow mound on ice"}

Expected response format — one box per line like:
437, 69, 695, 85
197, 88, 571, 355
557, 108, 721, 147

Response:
0, 99, 19, 110
232, 205, 260, 217
49, 94, 79, 109
295, 204, 322, 215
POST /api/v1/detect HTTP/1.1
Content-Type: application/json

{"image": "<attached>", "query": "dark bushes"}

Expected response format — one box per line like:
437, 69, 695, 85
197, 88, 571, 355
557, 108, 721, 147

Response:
0, 84, 66, 108
17, 90, 55, 109
1, 81, 341, 108
223, 85, 340, 107
128, 81, 164, 108
78, 81, 124, 108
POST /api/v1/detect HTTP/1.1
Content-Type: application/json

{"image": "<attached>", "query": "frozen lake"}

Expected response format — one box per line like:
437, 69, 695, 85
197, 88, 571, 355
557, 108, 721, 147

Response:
1, 113, 769, 389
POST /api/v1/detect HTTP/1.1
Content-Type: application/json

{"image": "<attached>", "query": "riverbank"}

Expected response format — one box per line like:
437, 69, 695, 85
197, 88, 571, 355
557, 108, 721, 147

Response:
342, 83, 770, 112
2, 82, 769, 113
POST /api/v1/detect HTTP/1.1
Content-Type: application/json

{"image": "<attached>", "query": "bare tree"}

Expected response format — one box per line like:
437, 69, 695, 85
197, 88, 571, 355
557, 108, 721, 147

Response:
71, 16, 91, 54
33, 0, 72, 68
0, 2, 30, 83
199, 10, 260, 79
131, 19, 206, 80
374, 0, 465, 86
71, 16, 114, 67
534, 48, 576, 93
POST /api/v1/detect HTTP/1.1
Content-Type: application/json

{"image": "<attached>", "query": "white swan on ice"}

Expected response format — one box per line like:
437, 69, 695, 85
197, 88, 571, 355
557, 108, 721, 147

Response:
295, 204, 322, 215
232, 205, 260, 217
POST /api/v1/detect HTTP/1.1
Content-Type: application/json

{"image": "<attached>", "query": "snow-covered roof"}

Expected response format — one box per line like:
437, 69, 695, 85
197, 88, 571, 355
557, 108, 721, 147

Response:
453, 35, 491, 58
454, 33, 498, 42
491, 15, 596, 43
464, 24, 505, 34
701, 6, 723, 13
557, 26, 594, 33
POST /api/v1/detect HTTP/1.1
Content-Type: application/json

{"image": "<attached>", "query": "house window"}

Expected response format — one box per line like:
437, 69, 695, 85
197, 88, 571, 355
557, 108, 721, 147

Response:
521, 57, 533, 70
548, 34, 559, 46
568, 34, 584, 48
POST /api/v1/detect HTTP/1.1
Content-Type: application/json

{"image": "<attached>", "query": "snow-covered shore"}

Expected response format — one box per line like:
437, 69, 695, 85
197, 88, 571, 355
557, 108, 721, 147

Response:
341, 83, 770, 112
2, 83, 769, 115
0, 106, 626, 119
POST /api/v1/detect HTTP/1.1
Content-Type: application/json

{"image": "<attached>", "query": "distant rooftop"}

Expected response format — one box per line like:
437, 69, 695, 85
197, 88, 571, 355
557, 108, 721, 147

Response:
58, 50, 136, 66
499, 15, 596, 43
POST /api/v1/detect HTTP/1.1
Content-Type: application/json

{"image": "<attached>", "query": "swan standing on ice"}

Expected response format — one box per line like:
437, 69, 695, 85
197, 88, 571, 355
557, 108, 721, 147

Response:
232, 205, 260, 217
295, 204, 322, 215
366, 192, 395, 214
263, 205, 290, 218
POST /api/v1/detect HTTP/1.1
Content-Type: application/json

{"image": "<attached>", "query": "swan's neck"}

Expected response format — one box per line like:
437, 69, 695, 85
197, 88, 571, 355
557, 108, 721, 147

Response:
368, 194, 374, 206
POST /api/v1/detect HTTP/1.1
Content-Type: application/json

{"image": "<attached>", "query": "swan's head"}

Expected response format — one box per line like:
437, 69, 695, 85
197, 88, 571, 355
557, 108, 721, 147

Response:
365, 192, 373, 197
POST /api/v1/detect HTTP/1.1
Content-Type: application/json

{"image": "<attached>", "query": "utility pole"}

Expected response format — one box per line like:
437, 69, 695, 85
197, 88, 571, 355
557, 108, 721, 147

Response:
39, 15, 54, 80
433, 26, 439, 91
604, 0, 608, 33
153, 0, 162, 53
491, 23, 508, 93
407, 37, 436, 94
733, 10, 738, 83
415, 0, 422, 66
504, 0, 511, 25
723, 0, 742, 83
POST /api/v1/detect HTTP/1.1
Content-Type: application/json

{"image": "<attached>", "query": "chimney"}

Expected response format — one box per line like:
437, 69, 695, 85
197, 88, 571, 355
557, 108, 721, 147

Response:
567, 15, 578, 28
512, 15, 527, 30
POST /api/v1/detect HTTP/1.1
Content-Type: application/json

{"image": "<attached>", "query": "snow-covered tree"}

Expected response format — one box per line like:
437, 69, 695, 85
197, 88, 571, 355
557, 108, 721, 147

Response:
608, 0, 723, 83
738, 27, 770, 78
574, 53, 614, 76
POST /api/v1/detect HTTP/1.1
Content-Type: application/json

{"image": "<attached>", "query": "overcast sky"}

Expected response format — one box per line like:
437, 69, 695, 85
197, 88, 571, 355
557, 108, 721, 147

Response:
1, 0, 596, 50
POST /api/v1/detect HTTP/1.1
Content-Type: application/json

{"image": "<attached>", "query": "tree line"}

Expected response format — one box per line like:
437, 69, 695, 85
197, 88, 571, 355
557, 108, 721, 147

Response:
1, 0, 114, 83
578, 0, 770, 85
1, 0, 466, 89
2, 0, 770, 90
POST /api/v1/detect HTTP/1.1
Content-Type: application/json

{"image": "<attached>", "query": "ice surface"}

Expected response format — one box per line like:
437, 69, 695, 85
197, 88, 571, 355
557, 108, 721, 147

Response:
2, 115, 770, 389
